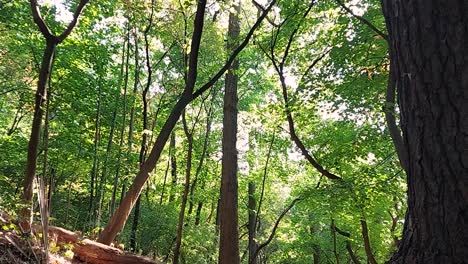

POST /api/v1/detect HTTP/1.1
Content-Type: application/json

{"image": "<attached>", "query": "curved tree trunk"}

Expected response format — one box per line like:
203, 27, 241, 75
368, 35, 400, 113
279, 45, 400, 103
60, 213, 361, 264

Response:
382, 1, 468, 263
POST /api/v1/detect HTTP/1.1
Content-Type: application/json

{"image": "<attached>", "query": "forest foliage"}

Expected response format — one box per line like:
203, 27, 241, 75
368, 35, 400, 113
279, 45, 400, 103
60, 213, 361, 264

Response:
0, 0, 405, 263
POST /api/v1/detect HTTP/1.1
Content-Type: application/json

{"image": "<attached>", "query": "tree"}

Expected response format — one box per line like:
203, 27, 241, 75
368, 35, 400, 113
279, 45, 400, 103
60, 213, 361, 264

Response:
219, 0, 241, 263
97, 0, 276, 245
382, 0, 468, 263
20, 0, 89, 232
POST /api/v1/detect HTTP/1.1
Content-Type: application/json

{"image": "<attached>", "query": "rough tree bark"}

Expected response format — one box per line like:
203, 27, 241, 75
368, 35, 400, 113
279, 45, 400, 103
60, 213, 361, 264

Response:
21, 0, 89, 232
218, 1, 241, 263
382, 0, 468, 263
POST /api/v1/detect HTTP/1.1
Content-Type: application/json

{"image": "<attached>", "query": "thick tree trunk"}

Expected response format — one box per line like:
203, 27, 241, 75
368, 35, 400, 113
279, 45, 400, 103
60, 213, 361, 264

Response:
382, 1, 468, 263
218, 2, 241, 263
34, 226, 160, 264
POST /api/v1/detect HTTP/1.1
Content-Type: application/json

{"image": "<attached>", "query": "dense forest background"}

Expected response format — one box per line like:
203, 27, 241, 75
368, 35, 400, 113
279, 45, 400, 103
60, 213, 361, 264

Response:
0, 0, 408, 263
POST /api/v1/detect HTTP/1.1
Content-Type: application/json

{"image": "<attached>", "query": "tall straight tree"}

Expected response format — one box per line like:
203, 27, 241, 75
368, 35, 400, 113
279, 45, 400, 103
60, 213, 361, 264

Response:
98, 0, 276, 245
381, 1, 468, 263
21, 0, 89, 232
219, 0, 240, 263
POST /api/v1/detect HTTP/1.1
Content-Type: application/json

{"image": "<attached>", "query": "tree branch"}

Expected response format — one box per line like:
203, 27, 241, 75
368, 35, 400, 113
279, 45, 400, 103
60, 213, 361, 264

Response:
192, 0, 277, 99
334, 0, 388, 41
29, 0, 54, 39
57, 0, 89, 43
251, 198, 301, 263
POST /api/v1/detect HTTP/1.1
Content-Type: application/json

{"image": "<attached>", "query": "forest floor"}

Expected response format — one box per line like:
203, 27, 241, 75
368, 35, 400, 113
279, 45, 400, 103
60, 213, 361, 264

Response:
0, 211, 160, 264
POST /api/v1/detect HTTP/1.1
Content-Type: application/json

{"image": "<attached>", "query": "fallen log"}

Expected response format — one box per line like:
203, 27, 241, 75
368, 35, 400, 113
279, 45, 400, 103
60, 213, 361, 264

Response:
40, 226, 161, 264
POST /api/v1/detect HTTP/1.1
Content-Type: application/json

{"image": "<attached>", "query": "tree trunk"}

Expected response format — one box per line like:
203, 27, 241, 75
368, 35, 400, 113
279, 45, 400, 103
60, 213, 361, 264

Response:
382, 1, 468, 263
89, 85, 102, 227
218, 1, 241, 263
173, 113, 194, 264
97, 101, 117, 228
168, 132, 178, 202
98, 0, 273, 245
97, 0, 207, 244
111, 27, 130, 216
194, 201, 203, 226
188, 105, 212, 217
331, 220, 340, 264
160, 149, 171, 204
21, 0, 89, 233
248, 182, 257, 264
130, 11, 154, 249
360, 220, 377, 264
20, 38, 56, 232
97, 40, 126, 227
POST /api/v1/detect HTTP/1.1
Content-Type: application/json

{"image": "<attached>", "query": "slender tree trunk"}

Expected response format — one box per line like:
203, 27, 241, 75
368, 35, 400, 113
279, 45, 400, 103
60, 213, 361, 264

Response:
248, 182, 257, 264
194, 201, 203, 226
130, 6, 154, 248
111, 28, 130, 215
96, 101, 117, 228
168, 132, 178, 202
21, 0, 89, 233
188, 105, 213, 217
47, 167, 55, 217
381, 3, 468, 263
360, 220, 377, 264
7, 104, 25, 136
39, 82, 52, 263
89, 85, 102, 226
331, 220, 340, 264
160, 151, 171, 205
219, 2, 240, 263
173, 113, 194, 264
21, 38, 56, 232
313, 250, 320, 264
96, 40, 126, 227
